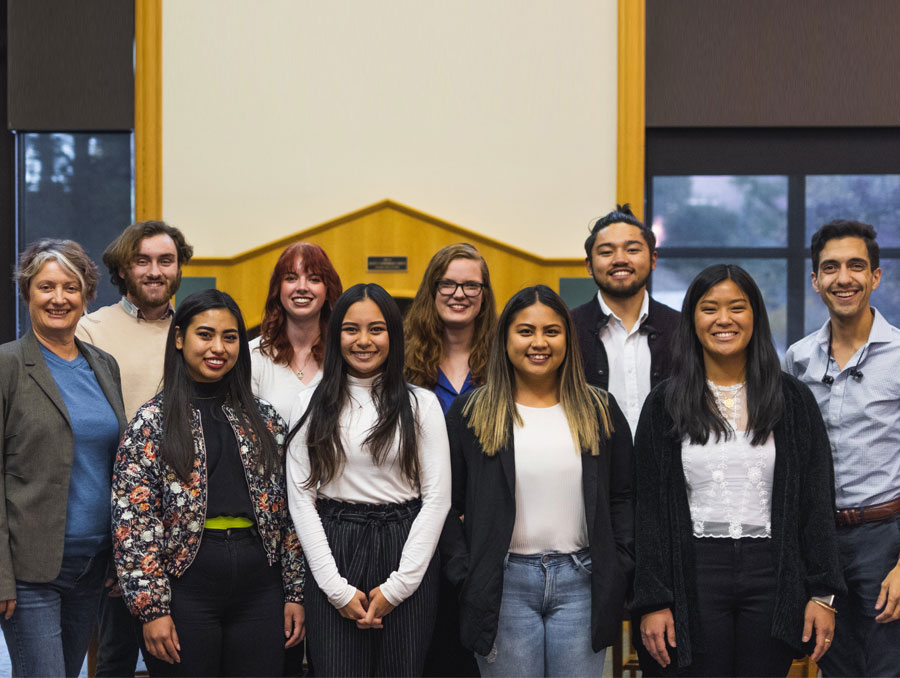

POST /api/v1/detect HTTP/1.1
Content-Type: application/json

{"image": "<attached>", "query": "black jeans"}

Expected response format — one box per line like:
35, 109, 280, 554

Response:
142, 527, 286, 677
688, 537, 795, 677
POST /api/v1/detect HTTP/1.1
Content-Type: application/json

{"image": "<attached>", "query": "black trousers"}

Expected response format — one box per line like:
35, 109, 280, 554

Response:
95, 579, 145, 677
142, 527, 286, 677
306, 498, 439, 678
687, 537, 795, 677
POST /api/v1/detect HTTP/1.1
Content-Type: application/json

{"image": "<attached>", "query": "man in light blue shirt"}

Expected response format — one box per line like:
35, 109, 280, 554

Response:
784, 220, 900, 677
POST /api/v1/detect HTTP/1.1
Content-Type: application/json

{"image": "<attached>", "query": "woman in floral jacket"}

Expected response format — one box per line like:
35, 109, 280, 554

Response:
111, 289, 304, 677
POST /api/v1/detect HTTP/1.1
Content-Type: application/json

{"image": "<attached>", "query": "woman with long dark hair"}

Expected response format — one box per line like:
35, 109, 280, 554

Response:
404, 243, 496, 413
632, 264, 845, 676
111, 289, 304, 676
251, 242, 343, 420
440, 285, 634, 676
287, 283, 451, 676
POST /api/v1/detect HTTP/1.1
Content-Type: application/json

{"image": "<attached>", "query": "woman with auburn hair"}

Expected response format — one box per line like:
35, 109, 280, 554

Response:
632, 265, 844, 677
440, 285, 634, 677
251, 242, 343, 421
287, 283, 451, 677
404, 243, 496, 414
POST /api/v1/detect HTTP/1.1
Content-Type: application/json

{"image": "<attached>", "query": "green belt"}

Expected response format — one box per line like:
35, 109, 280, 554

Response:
204, 516, 254, 529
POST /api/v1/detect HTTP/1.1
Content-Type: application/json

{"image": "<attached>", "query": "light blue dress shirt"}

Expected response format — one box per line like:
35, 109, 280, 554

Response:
784, 308, 900, 509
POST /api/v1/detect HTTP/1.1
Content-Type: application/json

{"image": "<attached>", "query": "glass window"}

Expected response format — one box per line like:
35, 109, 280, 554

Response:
17, 132, 133, 334
654, 258, 788, 354
652, 176, 788, 247
806, 175, 900, 247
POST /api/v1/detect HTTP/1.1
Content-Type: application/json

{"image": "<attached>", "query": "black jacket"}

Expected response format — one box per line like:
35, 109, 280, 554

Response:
439, 391, 635, 656
570, 295, 680, 390
631, 374, 846, 669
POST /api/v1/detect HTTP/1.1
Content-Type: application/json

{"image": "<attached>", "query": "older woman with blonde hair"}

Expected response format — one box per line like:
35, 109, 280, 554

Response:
0, 239, 126, 677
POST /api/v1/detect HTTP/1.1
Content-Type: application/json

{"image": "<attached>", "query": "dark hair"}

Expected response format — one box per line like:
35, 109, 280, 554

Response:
583, 203, 656, 257
161, 289, 279, 482
15, 239, 99, 303
404, 243, 497, 388
258, 242, 343, 366
664, 264, 783, 446
811, 219, 880, 272
103, 220, 194, 295
287, 283, 419, 488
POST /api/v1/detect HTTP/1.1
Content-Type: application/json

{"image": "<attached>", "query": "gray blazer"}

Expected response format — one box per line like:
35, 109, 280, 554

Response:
0, 330, 127, 600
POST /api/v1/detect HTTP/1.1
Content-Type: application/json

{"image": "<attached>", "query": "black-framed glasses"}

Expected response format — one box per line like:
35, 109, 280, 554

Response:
436, 280, 486, 297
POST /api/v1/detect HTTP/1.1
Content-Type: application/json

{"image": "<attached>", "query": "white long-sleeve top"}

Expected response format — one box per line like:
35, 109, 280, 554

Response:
286, 375, 451, 609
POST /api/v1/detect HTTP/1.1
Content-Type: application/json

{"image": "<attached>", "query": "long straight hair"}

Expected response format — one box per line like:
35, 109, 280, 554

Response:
286, 283, 419, 488
161, 289, 280, 482
664, 264, 784, 445
404, 243, 497, 388
463, 285, 612, 456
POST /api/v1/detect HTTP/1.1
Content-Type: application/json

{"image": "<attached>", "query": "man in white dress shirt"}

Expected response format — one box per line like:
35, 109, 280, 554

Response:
571, 204, 680, 436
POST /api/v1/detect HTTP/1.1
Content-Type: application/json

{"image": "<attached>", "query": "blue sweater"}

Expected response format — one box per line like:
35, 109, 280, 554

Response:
41, 344, 120, 557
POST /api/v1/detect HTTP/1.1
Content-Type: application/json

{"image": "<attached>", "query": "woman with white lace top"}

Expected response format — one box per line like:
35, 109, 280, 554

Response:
632, 264, 845, 677
285, 283, 451, 677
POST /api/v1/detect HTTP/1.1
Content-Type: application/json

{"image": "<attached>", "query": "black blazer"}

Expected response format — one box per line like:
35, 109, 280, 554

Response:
0, 331, 126, 600
571, 295, 680, 391
439, 391, 634, 656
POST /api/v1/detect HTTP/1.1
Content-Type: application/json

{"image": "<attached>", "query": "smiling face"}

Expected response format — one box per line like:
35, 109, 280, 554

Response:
340, 298, 390, 378
694, 279, 754, 365
28, 259, 85, 342
279, 257, 327, 324
812, 236, 881, 322
434, 257, 485, 331
121, 233, 180, 315
506, 302, 567, 386
175, 308, 240, 383
586, 222, 657, 300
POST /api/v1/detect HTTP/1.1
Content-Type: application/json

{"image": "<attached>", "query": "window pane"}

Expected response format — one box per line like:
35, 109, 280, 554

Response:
806, 175, 900, 247
652, 176, 788, 247
654, 258, 787, 354
17, 132, 133, 334
804, 259, 900, 336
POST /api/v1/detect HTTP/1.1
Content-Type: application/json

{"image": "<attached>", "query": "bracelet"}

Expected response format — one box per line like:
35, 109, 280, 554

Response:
811, 598, 837, 615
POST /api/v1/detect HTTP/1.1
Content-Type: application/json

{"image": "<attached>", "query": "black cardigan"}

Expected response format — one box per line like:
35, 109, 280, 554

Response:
631, 374, 846, 670
439, 391, 635, 657
570, 295, 680, 391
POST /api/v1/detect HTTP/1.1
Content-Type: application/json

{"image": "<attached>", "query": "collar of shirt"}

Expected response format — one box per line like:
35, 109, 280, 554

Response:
121, 296, 174, 321
814, 307, 893, 362
596, 289, 649, 336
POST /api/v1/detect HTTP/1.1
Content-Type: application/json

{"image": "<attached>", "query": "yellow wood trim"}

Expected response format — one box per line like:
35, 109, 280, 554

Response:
189, 199, 584, 267
617, 0, 645, 219
135, 0, 162, 220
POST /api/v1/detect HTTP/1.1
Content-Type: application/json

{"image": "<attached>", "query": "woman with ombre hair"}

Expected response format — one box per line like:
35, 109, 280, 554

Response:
441, 285, 633, 677
250, 242, 343, 422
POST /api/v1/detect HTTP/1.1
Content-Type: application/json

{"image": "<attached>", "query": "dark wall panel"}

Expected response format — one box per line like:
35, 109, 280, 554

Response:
7, 0, 133, 130
647, 1, 900, 127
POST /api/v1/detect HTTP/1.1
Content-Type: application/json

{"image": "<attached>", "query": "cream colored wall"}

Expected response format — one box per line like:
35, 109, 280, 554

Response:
162, 0, 618, 259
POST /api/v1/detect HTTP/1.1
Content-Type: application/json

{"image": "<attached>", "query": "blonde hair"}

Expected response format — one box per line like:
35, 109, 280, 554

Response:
463, 285, 612, 456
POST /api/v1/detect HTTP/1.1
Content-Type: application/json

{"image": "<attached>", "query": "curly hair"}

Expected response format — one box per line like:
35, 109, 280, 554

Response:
102, 221, 193, 295
258, 242, 343, 367
403, 243, 496, 388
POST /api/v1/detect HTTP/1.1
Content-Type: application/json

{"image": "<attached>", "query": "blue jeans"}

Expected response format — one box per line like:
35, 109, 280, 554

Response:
0, 550, 108, 678
819, 516, 900, 678
476, 550, 606, 678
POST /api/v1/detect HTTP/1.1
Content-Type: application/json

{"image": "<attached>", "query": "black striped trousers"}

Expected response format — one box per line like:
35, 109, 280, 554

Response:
306, 498, 439, 677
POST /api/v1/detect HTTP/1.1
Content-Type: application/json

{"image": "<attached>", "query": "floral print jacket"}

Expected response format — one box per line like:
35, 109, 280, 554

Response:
111, 394, 304, 623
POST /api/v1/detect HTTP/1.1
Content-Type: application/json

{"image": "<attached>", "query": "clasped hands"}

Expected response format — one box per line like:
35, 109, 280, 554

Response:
338, 586, 395, 629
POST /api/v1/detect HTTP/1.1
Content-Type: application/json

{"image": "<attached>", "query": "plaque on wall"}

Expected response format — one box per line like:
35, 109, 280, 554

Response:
367, 256, 408, 272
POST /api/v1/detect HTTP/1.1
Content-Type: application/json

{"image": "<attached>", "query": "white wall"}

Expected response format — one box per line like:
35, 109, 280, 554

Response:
162, 0, 618, 258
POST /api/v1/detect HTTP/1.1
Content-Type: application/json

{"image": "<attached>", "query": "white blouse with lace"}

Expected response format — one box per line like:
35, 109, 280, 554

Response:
682, 381, 775, 539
